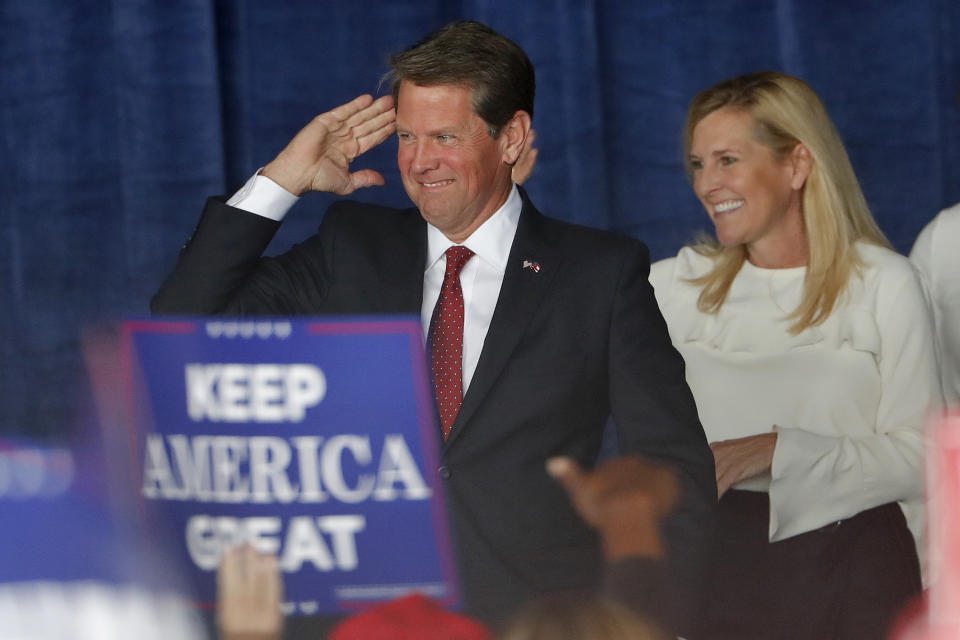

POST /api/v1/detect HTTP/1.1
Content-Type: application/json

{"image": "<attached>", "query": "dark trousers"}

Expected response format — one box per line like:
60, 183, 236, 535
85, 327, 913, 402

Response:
704, 490, 921, 640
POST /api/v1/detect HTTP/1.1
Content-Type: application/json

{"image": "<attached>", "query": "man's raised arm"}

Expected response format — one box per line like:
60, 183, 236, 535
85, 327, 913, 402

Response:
150, 94, 396, 316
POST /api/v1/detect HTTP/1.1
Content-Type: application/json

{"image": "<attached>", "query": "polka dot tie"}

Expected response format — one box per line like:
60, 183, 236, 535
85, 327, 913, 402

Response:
429, 246, 474, 441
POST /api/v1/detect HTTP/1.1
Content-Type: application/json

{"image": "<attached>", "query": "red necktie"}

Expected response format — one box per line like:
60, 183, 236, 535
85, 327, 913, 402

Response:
429, 246, 474, 441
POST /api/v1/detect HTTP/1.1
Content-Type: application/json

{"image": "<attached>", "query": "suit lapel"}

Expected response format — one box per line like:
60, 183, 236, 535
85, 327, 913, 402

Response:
444, 191, 562, 451
376, 208, 427, 313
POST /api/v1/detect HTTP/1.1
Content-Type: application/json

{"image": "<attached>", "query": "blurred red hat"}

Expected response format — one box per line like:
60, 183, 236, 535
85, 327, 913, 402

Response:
329, 594, 493, 640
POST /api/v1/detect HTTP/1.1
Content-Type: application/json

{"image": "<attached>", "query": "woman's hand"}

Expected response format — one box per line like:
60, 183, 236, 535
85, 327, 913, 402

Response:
710, 432, 777, 498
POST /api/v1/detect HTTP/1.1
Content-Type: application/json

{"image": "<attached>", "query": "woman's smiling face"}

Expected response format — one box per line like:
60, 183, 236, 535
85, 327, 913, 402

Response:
688, 107, 808, 267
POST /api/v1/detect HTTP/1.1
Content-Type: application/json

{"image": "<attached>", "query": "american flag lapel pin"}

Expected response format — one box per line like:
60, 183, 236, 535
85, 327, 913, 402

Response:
522, 259, 541, 273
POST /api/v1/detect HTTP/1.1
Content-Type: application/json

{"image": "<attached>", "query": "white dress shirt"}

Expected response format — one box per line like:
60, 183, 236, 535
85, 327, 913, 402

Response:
910, 203, 960, 407
227, 172, 522, 394
420, 186, 521, 392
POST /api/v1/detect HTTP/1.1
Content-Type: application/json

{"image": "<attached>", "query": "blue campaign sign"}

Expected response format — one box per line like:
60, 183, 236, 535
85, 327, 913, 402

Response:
123, 316, 458, 615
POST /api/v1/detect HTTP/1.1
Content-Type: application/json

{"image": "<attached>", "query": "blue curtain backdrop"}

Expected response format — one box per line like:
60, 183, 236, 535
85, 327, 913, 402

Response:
2, 0, 959, 437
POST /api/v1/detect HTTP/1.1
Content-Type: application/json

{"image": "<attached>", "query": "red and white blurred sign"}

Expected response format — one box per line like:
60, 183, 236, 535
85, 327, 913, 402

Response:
891, 411, 960, 640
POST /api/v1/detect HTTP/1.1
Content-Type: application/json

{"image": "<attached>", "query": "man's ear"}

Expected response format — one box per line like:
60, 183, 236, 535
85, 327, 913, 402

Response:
500, 111, 533, 166
790, 143, 813, 191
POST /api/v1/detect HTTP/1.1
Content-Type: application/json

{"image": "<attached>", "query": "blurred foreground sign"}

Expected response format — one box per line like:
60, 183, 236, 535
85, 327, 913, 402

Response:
890, 411, 960, 640
123, 317, 457, 615
0, 438, 208, 640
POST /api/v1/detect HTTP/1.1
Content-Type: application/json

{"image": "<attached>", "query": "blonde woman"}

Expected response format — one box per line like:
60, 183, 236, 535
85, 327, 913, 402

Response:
650, 71, 941, 638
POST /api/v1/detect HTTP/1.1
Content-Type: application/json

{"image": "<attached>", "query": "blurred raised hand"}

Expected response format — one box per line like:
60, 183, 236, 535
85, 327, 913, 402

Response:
217, 545, 284, 640
547, 454, 679, 561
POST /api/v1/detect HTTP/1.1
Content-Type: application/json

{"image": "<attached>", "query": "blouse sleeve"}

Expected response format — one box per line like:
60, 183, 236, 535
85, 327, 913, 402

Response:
648, 257, 677, 307
767, 260, 943, 542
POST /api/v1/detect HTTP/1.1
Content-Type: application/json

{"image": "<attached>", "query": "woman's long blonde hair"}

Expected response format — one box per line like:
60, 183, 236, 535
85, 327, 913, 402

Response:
683, 71, 890, 332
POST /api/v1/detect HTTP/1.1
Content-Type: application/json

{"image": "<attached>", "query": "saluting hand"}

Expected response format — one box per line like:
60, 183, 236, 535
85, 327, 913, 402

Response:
262, 94, 397, 196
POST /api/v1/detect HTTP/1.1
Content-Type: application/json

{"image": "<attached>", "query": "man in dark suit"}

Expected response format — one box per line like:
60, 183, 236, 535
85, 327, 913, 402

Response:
153, 20, 714, 634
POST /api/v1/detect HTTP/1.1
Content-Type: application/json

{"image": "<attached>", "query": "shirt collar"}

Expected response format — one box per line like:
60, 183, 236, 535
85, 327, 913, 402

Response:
425, 184, 522, 273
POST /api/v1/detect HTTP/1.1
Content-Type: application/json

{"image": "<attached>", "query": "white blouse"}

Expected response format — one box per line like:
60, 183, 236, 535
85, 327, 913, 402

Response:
650, 243, 941, 552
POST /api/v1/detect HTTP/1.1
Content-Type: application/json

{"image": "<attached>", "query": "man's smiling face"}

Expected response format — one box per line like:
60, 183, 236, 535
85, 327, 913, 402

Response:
396, 81, 513, 243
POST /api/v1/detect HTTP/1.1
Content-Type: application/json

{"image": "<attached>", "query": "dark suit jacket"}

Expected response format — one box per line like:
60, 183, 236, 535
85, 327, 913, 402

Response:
152, 189, 715, 633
